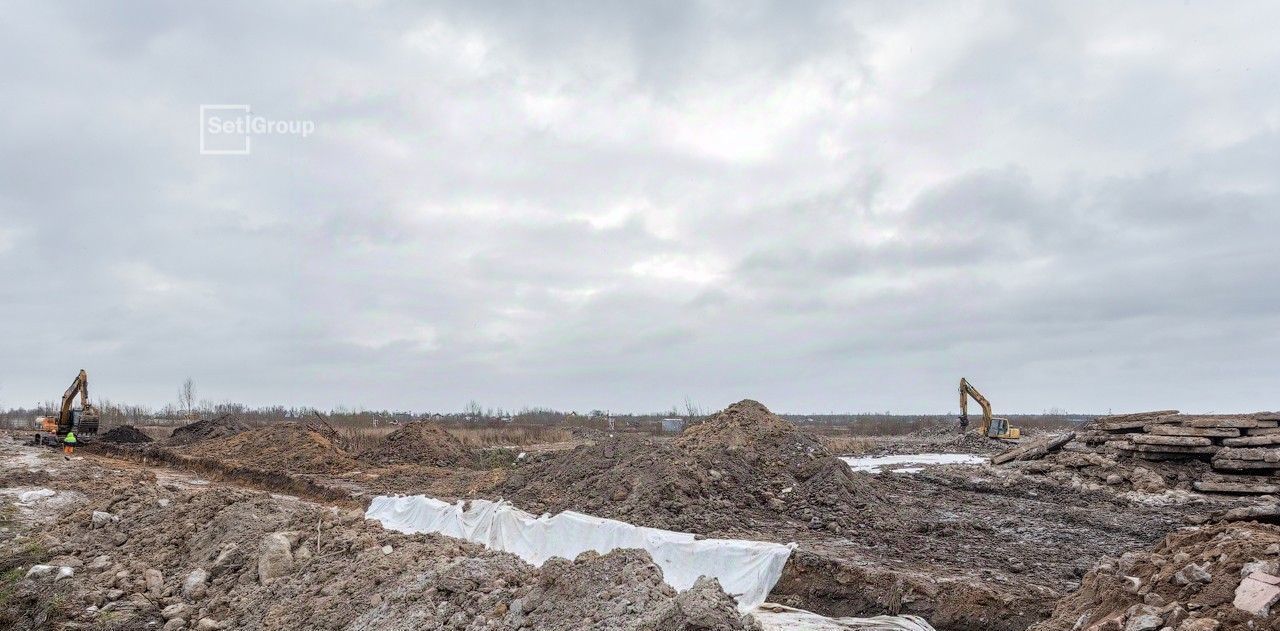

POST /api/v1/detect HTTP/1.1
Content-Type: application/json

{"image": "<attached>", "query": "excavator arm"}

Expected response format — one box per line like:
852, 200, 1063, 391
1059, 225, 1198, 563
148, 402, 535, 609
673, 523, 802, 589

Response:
45, 369, 99, 436
59, 370, 90, 423
958, 377, 993, 435
958, 377, 1019, 439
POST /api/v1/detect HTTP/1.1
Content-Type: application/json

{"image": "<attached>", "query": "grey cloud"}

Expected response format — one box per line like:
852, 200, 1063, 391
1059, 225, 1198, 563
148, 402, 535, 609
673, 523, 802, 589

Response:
1, 1, 1278, 414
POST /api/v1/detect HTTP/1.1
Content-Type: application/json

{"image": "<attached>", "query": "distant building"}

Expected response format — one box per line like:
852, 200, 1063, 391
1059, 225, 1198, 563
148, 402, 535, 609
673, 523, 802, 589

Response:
660, 417, 685, 433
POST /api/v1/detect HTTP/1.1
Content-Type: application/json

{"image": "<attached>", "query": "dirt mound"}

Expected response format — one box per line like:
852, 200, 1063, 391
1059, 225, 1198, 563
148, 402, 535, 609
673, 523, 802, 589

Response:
0, 460, 757, 631
1031, 521, 1280, 630
517, 550, 757, 631
183, 420, 359, 474
501, 399, 886, 535
99, 425, 153, 444
359, 421, 471, 467
909, 421, 1009, 452
677, 399, 829, 463
906, 419, 963, 438
168, 415, 252, 445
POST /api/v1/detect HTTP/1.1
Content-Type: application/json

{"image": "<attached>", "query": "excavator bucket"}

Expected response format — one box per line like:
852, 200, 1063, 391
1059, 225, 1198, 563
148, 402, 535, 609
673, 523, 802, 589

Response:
73, 409, 100, 435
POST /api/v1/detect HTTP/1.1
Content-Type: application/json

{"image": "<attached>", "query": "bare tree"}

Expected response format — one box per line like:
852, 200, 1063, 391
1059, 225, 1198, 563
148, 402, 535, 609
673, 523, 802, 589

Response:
179, 377, 197, 420
683, 396, 702, 420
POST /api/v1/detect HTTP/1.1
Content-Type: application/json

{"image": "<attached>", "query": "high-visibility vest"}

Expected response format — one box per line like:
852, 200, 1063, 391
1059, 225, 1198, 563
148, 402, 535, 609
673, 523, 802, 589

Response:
64, 432, 77, 444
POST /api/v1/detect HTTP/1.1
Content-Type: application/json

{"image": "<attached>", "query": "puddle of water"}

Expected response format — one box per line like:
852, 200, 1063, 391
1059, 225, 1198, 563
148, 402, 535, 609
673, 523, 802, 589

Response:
839, 453, 988, 474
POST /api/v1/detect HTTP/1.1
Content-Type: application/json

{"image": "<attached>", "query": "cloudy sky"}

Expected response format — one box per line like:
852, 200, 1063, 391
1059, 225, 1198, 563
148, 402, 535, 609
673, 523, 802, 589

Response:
2, 1, 1278, 414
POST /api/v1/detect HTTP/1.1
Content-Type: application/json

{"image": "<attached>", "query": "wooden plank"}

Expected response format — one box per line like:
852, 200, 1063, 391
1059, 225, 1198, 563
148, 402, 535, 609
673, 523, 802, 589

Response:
1147, 425, 1240, 438
1130, 434, 1213, 447
1224, 435, 1280, 447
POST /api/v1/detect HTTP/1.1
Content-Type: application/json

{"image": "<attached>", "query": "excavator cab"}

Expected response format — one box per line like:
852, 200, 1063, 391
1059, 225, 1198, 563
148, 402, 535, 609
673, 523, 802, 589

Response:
987, 417, 1020, 440
959, 378, 1020, 441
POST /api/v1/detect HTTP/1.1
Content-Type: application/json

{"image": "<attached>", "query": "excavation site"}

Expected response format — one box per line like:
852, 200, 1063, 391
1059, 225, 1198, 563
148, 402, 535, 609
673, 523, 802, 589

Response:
5, 2, 1277, 629
7, 393, 1280, 631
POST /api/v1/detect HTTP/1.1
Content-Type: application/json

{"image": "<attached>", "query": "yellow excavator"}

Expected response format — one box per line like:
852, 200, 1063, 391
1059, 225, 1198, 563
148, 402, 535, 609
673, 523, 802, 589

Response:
959, 377, 1020, 440
35, 369, 100, 445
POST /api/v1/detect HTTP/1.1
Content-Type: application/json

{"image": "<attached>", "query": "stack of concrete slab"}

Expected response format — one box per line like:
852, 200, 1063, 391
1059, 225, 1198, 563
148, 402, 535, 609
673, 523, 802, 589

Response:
1086, 410, 1280, 494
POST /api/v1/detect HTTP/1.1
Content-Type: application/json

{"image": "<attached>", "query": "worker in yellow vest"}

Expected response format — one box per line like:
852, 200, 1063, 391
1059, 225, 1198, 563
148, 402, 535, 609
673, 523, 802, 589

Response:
63, 431, 77, 458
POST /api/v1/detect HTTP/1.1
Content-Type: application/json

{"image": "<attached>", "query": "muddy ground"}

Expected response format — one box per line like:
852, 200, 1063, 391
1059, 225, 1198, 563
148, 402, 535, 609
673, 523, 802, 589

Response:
5, 402, 1272, 630
0, 434, 755, 631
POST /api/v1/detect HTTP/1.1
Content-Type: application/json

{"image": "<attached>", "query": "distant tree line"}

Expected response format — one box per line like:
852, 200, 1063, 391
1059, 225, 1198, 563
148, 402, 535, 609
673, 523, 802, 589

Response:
0, 397, 1092, 433
0, 378, 1092, 432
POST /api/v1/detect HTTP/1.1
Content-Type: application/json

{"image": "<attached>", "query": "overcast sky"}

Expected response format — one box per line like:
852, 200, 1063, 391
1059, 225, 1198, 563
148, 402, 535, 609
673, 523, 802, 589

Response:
2, 2, 1278, 414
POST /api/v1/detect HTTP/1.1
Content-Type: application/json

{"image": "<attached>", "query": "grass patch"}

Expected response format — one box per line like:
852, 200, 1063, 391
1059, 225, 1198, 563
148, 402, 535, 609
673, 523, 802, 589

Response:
447, 426, 573, 447
0, 566, 23, 608
474, 447, 522, 469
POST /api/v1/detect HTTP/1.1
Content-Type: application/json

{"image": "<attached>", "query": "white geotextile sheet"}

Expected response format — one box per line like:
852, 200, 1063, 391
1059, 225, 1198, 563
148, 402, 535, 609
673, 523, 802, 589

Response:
753, 604, 937, 631
366, 495, 796, 612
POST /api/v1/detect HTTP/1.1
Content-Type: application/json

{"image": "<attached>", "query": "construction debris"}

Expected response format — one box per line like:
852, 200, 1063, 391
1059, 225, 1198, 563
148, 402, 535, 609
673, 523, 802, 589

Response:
990, 432, 1075, 465
1216, 503, 1280, 524
0, 400, 1213, 631
1029, 521, 1280, 630
1193, 479, 1280, 495
1071, 411, 1280, 494
1090, 410, 1180, 432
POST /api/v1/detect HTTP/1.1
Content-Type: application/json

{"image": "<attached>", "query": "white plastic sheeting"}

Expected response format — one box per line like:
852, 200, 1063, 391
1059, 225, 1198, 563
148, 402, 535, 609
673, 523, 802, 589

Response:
366, 495, 795, 612
17, 488, 56, 503
754, 604, 937, 631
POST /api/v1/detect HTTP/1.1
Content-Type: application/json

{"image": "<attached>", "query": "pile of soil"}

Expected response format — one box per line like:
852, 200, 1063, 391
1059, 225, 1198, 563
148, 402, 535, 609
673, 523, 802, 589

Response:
358, 421, 471, 467
1030, 521, 1280, 630
99, 425, 153, 444
676, 401, 828, 463
168, 415, 252, 446
905, 422, 1007, 453
183, 420, 360, 474
1, 459, 756, 631
501, 399, 886, 534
